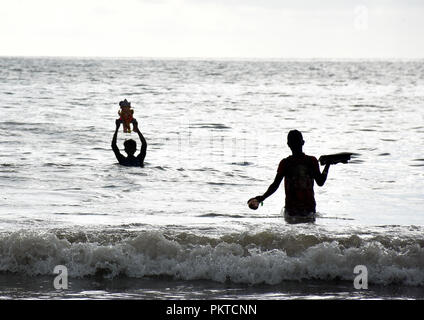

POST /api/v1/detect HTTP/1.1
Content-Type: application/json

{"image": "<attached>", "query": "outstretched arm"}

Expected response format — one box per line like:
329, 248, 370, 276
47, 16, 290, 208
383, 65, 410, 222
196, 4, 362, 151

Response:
111, 119, 125, 164
248, 170, 284, 204
132, 119, 147, 165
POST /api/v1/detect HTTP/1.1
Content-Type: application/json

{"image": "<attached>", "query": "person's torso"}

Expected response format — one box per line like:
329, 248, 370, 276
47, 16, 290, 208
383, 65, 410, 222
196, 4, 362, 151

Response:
120, 156, 143, 167
282, 154, 316, 212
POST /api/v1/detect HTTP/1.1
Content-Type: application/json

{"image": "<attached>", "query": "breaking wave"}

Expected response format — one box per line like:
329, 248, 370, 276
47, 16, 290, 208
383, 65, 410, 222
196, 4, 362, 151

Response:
0, 229, 423, 286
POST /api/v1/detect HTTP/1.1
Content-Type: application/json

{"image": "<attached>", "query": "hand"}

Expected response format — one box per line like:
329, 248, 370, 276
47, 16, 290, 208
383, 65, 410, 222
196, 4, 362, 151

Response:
132, 118, 139, 132
247, 196, 264, 204
247, 196, 263, 210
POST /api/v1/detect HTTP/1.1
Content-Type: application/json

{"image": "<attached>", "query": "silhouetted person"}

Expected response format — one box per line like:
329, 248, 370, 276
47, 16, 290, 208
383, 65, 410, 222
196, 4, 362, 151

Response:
112, 118, 147, 167
248, 130, 331, 218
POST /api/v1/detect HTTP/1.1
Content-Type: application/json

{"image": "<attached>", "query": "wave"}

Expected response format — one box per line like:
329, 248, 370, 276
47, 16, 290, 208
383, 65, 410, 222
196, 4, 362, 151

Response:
0, 229, 423, 286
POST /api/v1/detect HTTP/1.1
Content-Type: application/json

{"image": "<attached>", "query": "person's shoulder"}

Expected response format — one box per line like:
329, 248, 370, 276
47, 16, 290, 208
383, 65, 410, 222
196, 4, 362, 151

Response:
305, 154, 319, 165
277, 156, 291, 172
279, 155, 291, 165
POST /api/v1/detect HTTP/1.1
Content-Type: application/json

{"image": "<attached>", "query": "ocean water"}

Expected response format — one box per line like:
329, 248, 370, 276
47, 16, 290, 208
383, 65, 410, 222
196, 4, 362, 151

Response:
0, 57, 423, 300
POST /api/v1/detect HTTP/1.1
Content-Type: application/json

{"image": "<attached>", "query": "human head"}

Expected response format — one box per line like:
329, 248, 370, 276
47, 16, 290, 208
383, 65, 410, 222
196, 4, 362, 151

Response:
124, 139, 137, 156
287, 130, 304, 153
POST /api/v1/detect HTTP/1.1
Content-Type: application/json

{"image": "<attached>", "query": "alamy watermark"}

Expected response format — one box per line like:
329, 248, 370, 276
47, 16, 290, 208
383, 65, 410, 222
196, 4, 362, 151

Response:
354, 5, 369, 31
53, 265, 68, 290
52, 265, 369, 291
353, 265, 368, 290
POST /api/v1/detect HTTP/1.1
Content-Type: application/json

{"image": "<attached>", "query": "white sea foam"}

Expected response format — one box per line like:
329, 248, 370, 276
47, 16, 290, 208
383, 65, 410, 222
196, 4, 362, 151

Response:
0, 230, 423, 286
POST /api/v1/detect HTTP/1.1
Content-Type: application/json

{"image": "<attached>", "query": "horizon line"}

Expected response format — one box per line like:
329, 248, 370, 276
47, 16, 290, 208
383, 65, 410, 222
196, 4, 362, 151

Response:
1, 55, 423, 61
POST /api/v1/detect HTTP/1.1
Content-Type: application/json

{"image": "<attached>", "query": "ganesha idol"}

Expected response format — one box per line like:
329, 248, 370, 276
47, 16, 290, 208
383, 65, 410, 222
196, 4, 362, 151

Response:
118, 99, 134, 133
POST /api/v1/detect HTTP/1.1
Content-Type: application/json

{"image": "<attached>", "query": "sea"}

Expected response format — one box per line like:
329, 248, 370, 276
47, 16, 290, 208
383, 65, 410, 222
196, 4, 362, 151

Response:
0, 57, 423, 300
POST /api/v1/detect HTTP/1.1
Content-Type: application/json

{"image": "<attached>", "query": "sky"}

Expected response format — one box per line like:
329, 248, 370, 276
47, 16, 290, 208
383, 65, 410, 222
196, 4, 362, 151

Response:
0, 0, 423, 58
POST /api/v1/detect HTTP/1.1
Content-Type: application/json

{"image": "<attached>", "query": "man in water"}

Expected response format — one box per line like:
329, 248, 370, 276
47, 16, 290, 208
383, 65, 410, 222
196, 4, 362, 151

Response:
248, 130, 331, 219
111, 118, 147, 167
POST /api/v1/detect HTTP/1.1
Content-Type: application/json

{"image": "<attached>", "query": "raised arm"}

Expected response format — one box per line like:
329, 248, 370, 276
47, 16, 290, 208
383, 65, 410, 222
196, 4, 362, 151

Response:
111, 119, 125, 164
132, 119, 147, 165
314, 161, 330, 187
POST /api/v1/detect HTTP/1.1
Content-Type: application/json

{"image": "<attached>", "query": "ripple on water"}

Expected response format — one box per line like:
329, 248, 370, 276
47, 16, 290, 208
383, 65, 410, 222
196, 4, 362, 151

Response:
409, 159, 424, 167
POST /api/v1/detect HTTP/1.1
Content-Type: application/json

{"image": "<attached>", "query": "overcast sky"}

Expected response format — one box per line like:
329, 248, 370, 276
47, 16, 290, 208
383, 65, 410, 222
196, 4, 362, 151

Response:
0, 0, 423, 58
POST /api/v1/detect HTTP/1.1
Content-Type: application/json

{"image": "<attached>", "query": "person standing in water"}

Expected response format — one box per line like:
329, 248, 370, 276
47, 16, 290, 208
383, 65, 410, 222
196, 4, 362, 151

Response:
248, 130, 331, 220
111, 118, 147, 167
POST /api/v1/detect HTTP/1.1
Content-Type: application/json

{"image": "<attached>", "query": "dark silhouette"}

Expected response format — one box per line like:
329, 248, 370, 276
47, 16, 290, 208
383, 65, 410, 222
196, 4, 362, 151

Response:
248, 130, 331, 221
112, 118, 147, 167
319, 152, 353, 165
